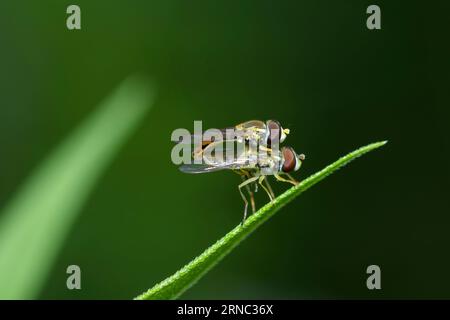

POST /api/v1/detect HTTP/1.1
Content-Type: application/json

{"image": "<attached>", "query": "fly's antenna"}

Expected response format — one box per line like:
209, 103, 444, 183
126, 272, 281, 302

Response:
283, 128, 290, 135
298, 153, 305, 161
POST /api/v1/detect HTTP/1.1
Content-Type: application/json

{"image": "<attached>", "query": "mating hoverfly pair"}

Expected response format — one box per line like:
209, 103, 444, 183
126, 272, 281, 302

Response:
177, 120, 305, 224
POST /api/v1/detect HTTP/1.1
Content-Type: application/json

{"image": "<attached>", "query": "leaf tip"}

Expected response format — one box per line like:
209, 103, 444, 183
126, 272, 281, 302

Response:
369, 140, 388, 150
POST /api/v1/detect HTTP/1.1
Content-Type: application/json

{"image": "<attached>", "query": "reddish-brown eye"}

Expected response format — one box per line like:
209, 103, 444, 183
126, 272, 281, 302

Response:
282, 147, 296, 172
267, 120, 281, 147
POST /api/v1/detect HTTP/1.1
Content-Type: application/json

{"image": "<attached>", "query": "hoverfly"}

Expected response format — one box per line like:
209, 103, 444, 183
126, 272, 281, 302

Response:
178, 125, 305, 223
189, 119, 291, 156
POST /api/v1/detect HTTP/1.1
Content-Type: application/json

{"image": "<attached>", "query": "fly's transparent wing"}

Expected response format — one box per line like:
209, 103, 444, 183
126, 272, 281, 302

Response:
235, 120, 266, 131
179, 163, 227, 174
179, 157, 249, 174
174, 134, 214, 147
201, 139, 259, 166
180, 140, 254, 174
175, 120, 267, 146
221, 120, 266, 142
175, 129, 232, 146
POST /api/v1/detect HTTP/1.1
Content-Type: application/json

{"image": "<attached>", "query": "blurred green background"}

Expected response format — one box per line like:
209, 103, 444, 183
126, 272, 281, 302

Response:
0, 0, 449, 299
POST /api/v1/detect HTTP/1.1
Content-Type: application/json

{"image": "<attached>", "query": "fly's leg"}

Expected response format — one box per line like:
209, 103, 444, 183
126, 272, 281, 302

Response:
284, 173, 299, 185
258, 176, 274, 201
237, 184, 248, 223
264, 176, 275, 199
241, 175, 256, 214
244, 169, 259, 193
247, 185, 256, 214
238, 176, 259, 225
274, 173, 298, 186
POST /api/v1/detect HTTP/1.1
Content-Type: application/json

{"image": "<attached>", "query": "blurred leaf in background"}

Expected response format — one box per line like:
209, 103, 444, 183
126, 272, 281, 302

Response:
0, 76, 155, 299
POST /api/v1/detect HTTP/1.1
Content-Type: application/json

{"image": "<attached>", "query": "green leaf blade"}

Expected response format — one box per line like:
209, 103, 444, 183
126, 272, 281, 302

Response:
0, 76, 155, 299
135, 140, 387, 300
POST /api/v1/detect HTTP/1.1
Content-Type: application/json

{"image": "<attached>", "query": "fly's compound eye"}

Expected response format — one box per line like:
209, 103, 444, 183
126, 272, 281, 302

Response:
281, 147, 296, 172
266, 120, 282, 147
